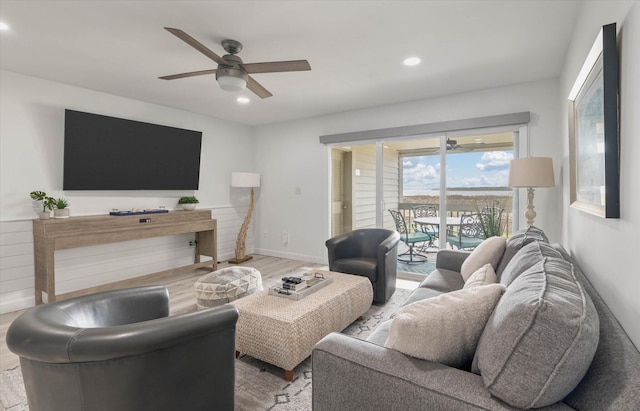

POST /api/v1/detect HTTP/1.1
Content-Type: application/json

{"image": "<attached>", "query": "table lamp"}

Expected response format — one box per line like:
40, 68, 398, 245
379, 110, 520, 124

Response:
508, 157, 554, 227
229, 172, 261, 264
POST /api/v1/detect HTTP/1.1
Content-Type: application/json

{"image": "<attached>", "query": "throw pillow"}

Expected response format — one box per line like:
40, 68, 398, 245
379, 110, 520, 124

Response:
384, 283, 506, 369
474, 257, 599, 409
463, 264, 497, 289
495, 225, 549, 277
498, 240, 561, 287
460, 236, 506, 281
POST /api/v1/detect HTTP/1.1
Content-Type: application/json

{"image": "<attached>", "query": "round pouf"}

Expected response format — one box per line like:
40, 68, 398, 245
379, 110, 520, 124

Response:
194, 266, 263, 310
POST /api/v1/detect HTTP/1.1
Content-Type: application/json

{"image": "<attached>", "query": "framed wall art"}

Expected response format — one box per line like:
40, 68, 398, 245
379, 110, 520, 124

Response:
568, 22, 620, 218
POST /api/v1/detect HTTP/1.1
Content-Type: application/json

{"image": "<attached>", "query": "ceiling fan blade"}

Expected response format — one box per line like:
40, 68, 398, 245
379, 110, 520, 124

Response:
159, 69, 217, 80
246, 76, 273, 98
242, 60, 311, 74
164, 27, 229, 65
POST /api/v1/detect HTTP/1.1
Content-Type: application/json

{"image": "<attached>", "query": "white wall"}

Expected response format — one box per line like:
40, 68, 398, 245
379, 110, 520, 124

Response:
253, 78, 563, 263
0, 71, 254, 218
560, 1, 640, 348
0, 71, 255, 313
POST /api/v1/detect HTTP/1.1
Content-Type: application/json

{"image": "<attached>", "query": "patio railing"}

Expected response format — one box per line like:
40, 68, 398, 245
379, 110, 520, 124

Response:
397, 202, 513, 238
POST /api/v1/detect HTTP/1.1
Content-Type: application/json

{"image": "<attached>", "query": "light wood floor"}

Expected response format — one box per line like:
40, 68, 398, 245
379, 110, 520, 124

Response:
0, 254, 325, 372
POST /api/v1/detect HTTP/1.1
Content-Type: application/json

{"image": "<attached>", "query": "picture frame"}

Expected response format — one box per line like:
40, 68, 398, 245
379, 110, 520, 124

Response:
568, 23, 620, 218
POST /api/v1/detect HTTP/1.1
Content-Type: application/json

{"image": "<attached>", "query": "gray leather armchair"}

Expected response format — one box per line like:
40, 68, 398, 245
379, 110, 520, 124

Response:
6, 285, 238, 411
326, 228, 400, 304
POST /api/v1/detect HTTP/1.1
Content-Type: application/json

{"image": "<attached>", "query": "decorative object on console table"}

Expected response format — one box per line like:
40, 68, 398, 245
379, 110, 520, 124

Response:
29, 190, 55, 220
178, 195, 199, 210
229, 172, 261, 264
53, 197, 70, 218
508, 157, 554, 227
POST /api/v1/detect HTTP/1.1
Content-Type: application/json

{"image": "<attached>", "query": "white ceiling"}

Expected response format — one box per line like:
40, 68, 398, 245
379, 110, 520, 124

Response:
0, 0, 582, 126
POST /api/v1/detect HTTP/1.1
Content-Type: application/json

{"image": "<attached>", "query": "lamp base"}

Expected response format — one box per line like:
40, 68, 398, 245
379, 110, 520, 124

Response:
228, 255, 253, 264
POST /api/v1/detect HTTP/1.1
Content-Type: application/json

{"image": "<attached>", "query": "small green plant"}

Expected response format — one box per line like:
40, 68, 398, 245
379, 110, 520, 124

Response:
54, 198, 69, 209
475, 200, 504, 238
30, 191, 55, 212
178, 196, 199, 204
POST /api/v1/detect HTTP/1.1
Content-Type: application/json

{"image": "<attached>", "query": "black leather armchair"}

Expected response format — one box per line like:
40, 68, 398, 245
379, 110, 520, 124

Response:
326, 228, 400, 304
6, 286, 238, 411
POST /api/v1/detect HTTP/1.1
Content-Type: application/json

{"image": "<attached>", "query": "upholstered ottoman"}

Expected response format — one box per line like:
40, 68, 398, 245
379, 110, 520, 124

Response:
195, 266, 262, 310
230, 271, 373, 381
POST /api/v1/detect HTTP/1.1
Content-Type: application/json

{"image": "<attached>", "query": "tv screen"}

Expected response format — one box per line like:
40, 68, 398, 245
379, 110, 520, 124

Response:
63, 109, 202, 190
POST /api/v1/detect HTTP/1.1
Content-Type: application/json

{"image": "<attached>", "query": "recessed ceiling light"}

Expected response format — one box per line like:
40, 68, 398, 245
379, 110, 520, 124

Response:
403, 57, 421, 66
0, 22, 10, 31
236, 97, 250, 104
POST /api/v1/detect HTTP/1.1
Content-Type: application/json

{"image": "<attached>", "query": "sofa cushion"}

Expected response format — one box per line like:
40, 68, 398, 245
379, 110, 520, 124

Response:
499, 240, 562, 287
384, 283, 506, 369
463, 264, 497, 289
474, 257, 599, 409
460, 236, 506, 281
496, 225, 549, 277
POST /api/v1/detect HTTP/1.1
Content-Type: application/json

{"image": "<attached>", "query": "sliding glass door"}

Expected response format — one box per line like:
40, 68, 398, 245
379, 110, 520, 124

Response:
330, 129, 519, 276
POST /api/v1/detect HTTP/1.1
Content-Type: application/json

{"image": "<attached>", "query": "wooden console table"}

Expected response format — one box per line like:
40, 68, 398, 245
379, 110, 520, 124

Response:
33, 210, 217, 304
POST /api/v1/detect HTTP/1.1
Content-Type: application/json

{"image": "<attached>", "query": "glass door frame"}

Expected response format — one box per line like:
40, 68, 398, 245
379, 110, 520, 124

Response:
329, 124, 529, 240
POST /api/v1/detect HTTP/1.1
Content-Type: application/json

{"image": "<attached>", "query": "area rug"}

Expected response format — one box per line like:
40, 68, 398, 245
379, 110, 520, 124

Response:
0, 288, 411, 411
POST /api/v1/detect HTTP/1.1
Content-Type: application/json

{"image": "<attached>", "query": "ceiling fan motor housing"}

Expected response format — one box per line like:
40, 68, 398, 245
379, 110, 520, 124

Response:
216, 54, 248, 85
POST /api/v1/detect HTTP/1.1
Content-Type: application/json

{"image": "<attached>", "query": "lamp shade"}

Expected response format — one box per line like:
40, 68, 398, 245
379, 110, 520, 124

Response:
231, 172, 260, 188
508, 157, 555, 188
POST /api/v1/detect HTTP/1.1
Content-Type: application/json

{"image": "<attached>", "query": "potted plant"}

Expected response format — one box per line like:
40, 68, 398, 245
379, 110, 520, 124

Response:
53, 197, 70, 218
475, 200, 505, 238
30, 191, 55, 220
178, 196, 199, 211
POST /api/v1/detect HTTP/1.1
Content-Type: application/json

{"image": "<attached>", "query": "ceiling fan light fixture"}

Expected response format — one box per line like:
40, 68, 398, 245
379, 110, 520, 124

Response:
216, 67, 248, 92
403, 57, 421, 66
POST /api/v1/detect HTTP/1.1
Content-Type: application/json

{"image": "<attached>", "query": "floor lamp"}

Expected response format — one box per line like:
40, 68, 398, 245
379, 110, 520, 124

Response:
229, 172, 261, 264
508, 157, 554, 227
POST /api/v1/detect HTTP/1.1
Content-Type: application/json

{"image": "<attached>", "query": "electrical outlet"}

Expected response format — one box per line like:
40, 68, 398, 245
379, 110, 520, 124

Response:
282, 232, 289, 245
189, 240, 196, 246
263, 231, 268, 237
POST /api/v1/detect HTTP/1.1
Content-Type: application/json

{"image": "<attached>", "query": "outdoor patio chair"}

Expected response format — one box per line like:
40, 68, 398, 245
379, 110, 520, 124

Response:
388, 209, 431, 264
410, 205, 439, 247
446, 212, 485, 250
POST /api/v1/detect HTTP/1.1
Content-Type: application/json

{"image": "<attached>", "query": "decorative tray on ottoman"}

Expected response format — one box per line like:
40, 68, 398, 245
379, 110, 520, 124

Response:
268, 270, 334, 300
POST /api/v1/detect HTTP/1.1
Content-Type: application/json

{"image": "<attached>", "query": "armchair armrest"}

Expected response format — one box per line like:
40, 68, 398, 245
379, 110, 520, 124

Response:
436, 249, 471, 272
312, 333, 572, 411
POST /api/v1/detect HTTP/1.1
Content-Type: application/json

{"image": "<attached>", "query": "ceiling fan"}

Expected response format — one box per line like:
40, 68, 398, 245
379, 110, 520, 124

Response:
446, 138, 485, 152
159, 27, 311, 98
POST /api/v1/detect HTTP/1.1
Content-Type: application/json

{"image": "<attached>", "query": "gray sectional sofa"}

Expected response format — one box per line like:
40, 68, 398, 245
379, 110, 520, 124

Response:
312, 227, 640, 410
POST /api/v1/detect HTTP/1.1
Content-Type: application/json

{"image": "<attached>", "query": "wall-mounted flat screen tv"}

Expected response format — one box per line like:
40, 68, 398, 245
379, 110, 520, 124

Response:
63, 109, 202, 190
